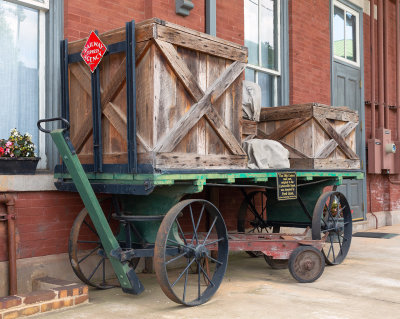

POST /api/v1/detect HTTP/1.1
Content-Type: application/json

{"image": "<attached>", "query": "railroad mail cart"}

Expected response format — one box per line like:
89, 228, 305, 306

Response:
38, 19, 363, 306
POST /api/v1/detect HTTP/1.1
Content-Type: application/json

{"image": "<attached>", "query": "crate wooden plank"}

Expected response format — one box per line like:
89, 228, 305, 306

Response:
154, 153, 247, 169
290, 158, 360, 170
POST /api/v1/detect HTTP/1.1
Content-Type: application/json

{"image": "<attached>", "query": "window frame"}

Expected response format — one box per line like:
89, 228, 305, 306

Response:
246, 0, 281, 76
332, 0, 360, 67
2, 0, 48, 168
244, 0, 288, 108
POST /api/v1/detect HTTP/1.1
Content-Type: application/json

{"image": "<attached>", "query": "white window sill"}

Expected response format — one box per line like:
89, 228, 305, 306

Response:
0, 172, 56, 192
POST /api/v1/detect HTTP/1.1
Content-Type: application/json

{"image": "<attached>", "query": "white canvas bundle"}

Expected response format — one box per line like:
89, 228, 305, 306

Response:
242, 80, 261, 122
243, 139, 290, 169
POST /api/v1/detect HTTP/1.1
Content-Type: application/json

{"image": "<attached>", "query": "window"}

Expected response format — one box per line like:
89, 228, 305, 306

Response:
245, 0, 284, 107
0, 0, 48, 168
333, 1, 359, 66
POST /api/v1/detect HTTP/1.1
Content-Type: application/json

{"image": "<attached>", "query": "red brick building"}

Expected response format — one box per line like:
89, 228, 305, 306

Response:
1, 0, 400, 296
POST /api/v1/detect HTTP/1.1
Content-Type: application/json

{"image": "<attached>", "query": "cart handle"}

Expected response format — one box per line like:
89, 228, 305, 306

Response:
37, 117, 70, 134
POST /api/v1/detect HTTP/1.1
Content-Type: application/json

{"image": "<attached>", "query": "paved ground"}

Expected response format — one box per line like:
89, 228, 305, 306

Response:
34, 225, 400, 319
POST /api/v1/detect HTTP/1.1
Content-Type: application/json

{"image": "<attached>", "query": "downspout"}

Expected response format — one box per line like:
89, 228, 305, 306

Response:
371, 0, 376, 139
397, 0, 400, 140
384, 0, 390, 129
0, 194, 17, 295
205, 0, 216, 36
378, 0, 385, 129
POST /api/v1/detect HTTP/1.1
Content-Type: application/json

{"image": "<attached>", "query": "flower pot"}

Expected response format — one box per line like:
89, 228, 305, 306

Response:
0, 157, 40, 175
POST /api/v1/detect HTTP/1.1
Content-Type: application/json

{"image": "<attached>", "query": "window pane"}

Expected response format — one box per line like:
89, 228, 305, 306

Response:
345, 11, 356, 61
260, 0, 278, 70
245, 68, 255, 82
258, 72, 280, 107
0, 1, 39, 148
245, 0, 259, 65
333, 6, 345, 59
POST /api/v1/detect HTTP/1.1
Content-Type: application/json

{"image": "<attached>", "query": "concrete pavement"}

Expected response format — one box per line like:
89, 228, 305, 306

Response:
32, 225, 400, 319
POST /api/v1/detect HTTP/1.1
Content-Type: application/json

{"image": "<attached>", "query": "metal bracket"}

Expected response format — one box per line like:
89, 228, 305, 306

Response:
64, 135, 76, 155
110, 247, 136, 263
176, 0, 194, 16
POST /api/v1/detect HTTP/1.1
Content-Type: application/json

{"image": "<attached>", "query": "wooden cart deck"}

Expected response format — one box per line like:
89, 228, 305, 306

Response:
54, 168, 364, 194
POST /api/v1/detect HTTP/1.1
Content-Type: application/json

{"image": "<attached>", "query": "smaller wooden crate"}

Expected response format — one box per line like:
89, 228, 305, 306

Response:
256, 103, 360, 169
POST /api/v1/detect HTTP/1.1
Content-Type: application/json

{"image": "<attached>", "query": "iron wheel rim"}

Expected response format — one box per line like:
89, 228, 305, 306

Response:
154, 199, 228, 306
312, 191, 352, 265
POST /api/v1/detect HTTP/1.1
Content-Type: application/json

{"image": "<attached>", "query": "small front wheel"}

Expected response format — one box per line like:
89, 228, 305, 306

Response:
288, 246, 325, 283
154, 200, 228, 306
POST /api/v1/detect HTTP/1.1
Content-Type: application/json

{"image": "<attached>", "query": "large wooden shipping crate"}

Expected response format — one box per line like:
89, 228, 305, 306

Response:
256, 103, 360, 169
66, 18, 248, 171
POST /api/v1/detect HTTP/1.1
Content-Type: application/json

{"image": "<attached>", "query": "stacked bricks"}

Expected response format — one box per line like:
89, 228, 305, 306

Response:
0, 277, 88, 319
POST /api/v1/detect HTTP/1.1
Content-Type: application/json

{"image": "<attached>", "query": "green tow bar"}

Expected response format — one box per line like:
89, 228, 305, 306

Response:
42, 123, 143, 294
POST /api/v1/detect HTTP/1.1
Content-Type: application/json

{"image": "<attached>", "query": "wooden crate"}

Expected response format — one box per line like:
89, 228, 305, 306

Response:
256, 103, 360, 169
67, 18, 248, 170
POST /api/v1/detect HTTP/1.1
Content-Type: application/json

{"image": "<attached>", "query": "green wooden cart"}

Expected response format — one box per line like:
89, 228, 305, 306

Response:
38, 119, 363, 306
39, 20, 364, 306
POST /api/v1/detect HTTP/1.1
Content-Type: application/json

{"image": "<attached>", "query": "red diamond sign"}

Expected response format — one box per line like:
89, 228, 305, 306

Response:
81, 31, 107, 73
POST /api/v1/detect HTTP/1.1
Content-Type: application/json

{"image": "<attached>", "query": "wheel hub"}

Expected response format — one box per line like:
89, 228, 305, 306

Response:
303, 259, 314, 271
194, 244, 209, 260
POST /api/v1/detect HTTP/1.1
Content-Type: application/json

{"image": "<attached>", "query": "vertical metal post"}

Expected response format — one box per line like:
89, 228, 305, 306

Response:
370, 0, 376, 139
205, 0, 217, 36
92, 31, 103, 173
126, 21, 138, 173
383, 0, 389, 129
396, 0, 400, 140
378, 0, 385, 129
61, 39, 70, 174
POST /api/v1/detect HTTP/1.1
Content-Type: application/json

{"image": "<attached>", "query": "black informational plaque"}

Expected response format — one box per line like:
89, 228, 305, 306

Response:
276, 172, 297, 201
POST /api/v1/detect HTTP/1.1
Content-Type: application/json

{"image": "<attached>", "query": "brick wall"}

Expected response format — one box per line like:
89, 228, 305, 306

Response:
0, 192, 83, 262
288, 0, 331, 105
64, 0, 206, 41
363, 2, 400, 214
216, 0, 244, 45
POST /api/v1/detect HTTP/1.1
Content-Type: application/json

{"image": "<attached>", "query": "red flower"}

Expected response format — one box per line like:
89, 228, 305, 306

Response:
0, 147, 4, 156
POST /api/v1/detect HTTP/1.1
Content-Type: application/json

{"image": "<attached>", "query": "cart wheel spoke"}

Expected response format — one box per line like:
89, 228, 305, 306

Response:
167, 238, 195, 251
203, 216, 218, 244
78, 245, 101, 264
83, 220, 98, 236
165, 252, 188, 265
204, 238, 224, 246
69, 198, 140, 290
176, 220, 188, 245
102, 258, 106, 286
238, 191, 273, 257
312, 191, 352, 265
154, 199, 228, 306
207, 255, 223, 265
88, 257, 105, 281
77, 240, 102, 244
189, 205, 199, 244
198, 262, 215, 287
172, 258, 196, 288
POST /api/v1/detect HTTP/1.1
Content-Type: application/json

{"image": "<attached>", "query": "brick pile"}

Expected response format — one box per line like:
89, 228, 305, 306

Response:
0, 277, 88, 319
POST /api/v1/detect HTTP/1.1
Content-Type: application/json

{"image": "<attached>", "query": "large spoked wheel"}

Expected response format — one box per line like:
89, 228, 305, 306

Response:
238, 191, 278, 257
69, 198, 139, 289
154, 199, 229, 306
312, 191, 352, 265
288, 246, 325, 283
